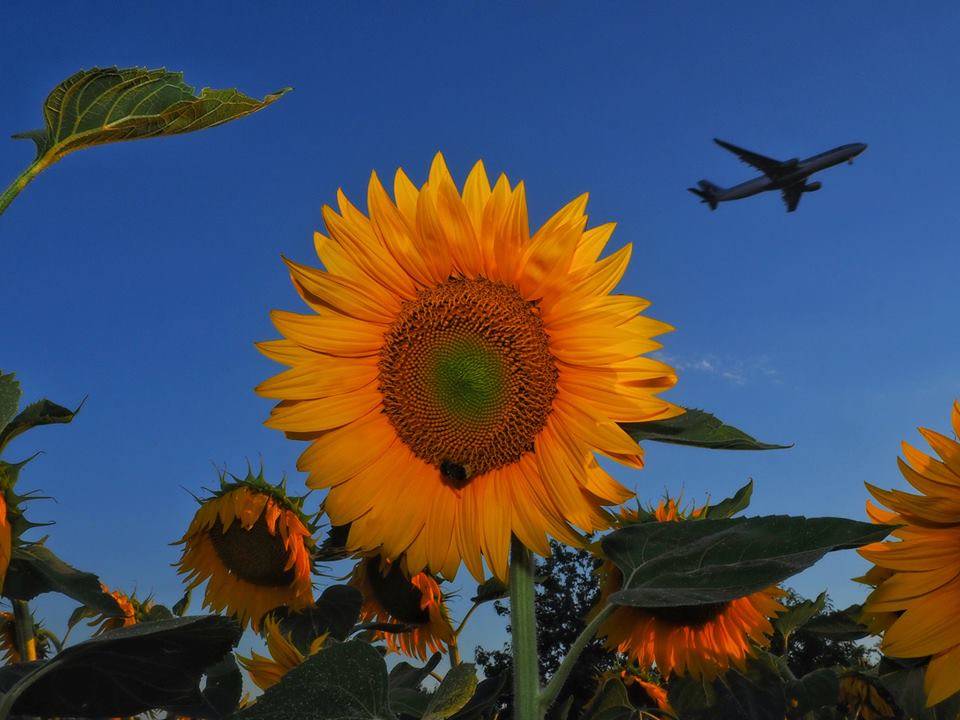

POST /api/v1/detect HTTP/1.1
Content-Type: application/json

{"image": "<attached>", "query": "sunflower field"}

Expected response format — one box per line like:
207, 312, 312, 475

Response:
0, 65, 958, 720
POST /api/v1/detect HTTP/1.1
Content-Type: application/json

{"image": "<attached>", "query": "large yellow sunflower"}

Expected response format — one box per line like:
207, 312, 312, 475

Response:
596, 499, 784, 680
0, 494, 10, 591
859, 400, 960, 707
176, 472, 315, 630
257, 154, 679, 581
238, 616, 327, 691
349, 555, 454, 660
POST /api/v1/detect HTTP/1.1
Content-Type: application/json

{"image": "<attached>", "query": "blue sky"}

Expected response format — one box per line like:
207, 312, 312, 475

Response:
2, 2, 959, 666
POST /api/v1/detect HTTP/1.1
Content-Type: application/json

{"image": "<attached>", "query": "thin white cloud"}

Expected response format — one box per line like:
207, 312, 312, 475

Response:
655, 352, 780, 386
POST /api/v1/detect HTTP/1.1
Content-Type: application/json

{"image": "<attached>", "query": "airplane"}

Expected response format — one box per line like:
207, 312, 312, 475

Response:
688, 139, 867, 212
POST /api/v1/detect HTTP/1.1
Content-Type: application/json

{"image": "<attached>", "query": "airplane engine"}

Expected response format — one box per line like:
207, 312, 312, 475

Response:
803, 181, 822, 192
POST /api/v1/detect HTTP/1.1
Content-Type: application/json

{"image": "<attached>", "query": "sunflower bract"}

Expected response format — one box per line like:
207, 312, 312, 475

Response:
258, 153, 680, 581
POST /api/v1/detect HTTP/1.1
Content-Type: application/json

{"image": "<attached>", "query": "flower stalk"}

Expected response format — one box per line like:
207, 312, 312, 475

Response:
509, 536, 539, 720
0, 159, 51, 217
539, 603, 614, 713
12, 600, 36, 662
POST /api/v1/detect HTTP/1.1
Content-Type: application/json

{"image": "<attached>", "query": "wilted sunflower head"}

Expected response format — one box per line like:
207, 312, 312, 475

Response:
858, 400, 960, 707
85, 586, 156, 635
175, 467, 316, 630
238, 616, 326, 691
595, 500, 784, 681
349, 555, 454, 660
837, 674, 898, 720
257, 153, 680, 581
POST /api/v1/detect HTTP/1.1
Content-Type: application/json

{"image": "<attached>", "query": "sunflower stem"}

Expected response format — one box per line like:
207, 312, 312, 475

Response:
509, 536, 540, 720
12, 600, 37, 662
0, 158, 50, 217
538, 603, 613, 714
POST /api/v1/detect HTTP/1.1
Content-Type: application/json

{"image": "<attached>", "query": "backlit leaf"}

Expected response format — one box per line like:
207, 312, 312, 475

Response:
700, 480, 754, 519
0, 398, 81, 454
423, 664, 478, 720
621, 408, 790, 450
602, 516, 893, 607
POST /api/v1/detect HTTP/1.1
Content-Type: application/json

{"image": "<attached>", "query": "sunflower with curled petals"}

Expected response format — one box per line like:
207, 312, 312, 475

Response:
837, 674, 898, 720
349, 555, 454, 660
591, 668, 672, 716
175, 469, 316, 630
257, 153, 680, 581
87, 586, 138, 634
594, 498, 785, 681
858, 400, 960, 707
238, 616, 327, 691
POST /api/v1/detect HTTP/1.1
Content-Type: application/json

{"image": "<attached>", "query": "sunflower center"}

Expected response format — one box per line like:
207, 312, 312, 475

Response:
646, 602, 731, 628
379, 277, 558, 484
209, 516, 295, 588
365, 559, 430, 625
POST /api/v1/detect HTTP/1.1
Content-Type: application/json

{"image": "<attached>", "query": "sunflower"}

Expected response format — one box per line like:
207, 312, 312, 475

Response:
0, 611, 50, 664
0, 494, 10, 591
175, 470, 315, 630
238, 616, 326, 691
257, 154, 679, 581
618, 670, 671, 714
837, 674, 898, 720
858, 400, 960, 707
349, 555, 454, 660
596, 498, 784, 680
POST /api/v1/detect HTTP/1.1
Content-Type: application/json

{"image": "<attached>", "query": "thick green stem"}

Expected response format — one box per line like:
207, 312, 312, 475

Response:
0, 158, 50, 217
539, 604, 614, 714
510, 536, 540, 720
12, 600, 36, 662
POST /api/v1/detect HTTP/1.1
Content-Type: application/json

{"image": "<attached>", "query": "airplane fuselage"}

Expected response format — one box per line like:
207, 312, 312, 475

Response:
718, 143, 867, 201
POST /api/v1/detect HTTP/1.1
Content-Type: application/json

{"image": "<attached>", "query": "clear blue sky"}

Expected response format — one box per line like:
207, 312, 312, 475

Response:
2, 2, 958, 664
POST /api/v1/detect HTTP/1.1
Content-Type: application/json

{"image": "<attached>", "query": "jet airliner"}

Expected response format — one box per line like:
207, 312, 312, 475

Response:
689, 139, 867, 212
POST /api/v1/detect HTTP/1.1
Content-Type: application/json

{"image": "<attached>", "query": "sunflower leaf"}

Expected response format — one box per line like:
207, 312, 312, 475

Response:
164, 654, 243, 720
3, 543, 120, 616
700, 479, 754, 519
668, 653, 786, 720
878, 660, 960, 720
0, 615, 241, 719
234, 640, 393, 720
580, 675, 631, 720
801, 603, 871, 641
423, 664, 478, 720
621, 408, 790, 450
774, 591, 827, 644
389, 653, 442, 691
602, 516, 894, 607
273, 584, 362, 651
784, 668, 839, 717
448, 674, 507, 720
471, 577, 509, 604
2, 67, 288, 216
0, 372, 21, 436
0, 398, 82, 455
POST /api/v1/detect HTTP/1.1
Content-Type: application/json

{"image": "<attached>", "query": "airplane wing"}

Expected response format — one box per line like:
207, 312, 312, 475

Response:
714, 139, 795, 177
781, 183, 804, 212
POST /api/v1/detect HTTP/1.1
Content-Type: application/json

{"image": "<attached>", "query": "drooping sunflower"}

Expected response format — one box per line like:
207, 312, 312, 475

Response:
858, 400, 960, 707
349, 555, 454, 660
595, 498, 785, 680
0, 611, 50, 664
175, 469, 316, 630
89, 586, 138, 634
0, 494, 10, 591
238, 616, 327, 691
257, 154, 680, 581
837, 674, 898, 720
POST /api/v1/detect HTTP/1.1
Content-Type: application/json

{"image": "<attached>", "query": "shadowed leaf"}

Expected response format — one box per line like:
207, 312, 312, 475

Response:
449, 674, 507, 720
0, 372, 21, 434
0, 398, 81, 454
621, 408, 790, 450
234, 640, 393, 720
424, 664, 478, 720
669, 653, 786, 720
389, 653, 442, 691
4, 543, 120, 616
802, 603, 872, 641
602, 516, 894, 607
272, 584, 362, 651
784, 668, 839, 717
774, 591, 827, 643
472, 578, 508, 604
879, 660, 960, 720
165, 654, 243, 719
0, 615, 240, 718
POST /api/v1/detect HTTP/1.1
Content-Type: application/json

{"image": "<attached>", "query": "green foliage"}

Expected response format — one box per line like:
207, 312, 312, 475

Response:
273, 584, 363, 651
423, 663, 479, 720
4, 543, 120, 617
0, 372, 21, 433
0, 398, 81, 454
802, 603, 872, 642
700, 479, 754, 519
602, 516, 893, 607
0, 614, 241, 719
785, 668, 840, 718
669, 653, 787, 720
775, 591, 828, 646
621, 408, 790, 450
1, 67, 289, 215
234, 640, 392, 720
877, 659, 960, 720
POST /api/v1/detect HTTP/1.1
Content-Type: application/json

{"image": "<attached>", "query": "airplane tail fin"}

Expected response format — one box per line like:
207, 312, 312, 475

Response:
687, 179, 721, 210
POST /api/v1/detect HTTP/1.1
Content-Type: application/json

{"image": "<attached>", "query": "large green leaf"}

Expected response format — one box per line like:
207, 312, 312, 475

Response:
879, 660, 960, 720
601, 516, 893, 607
389, 653, 442, 691
0, 372, 21, 435
273, 584, 362, 651
784, 668, 839, 717
165, 654, 243, 719
621, 408, 790, 450
3, 543, 121, 616
235, 640, 393, 720
1, 67, 288, 216
423, 664, 478, 720
0, 398, 81, 454
0, 615, 240, 719
448, 674, 507, 720
774, 591, 827, 645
